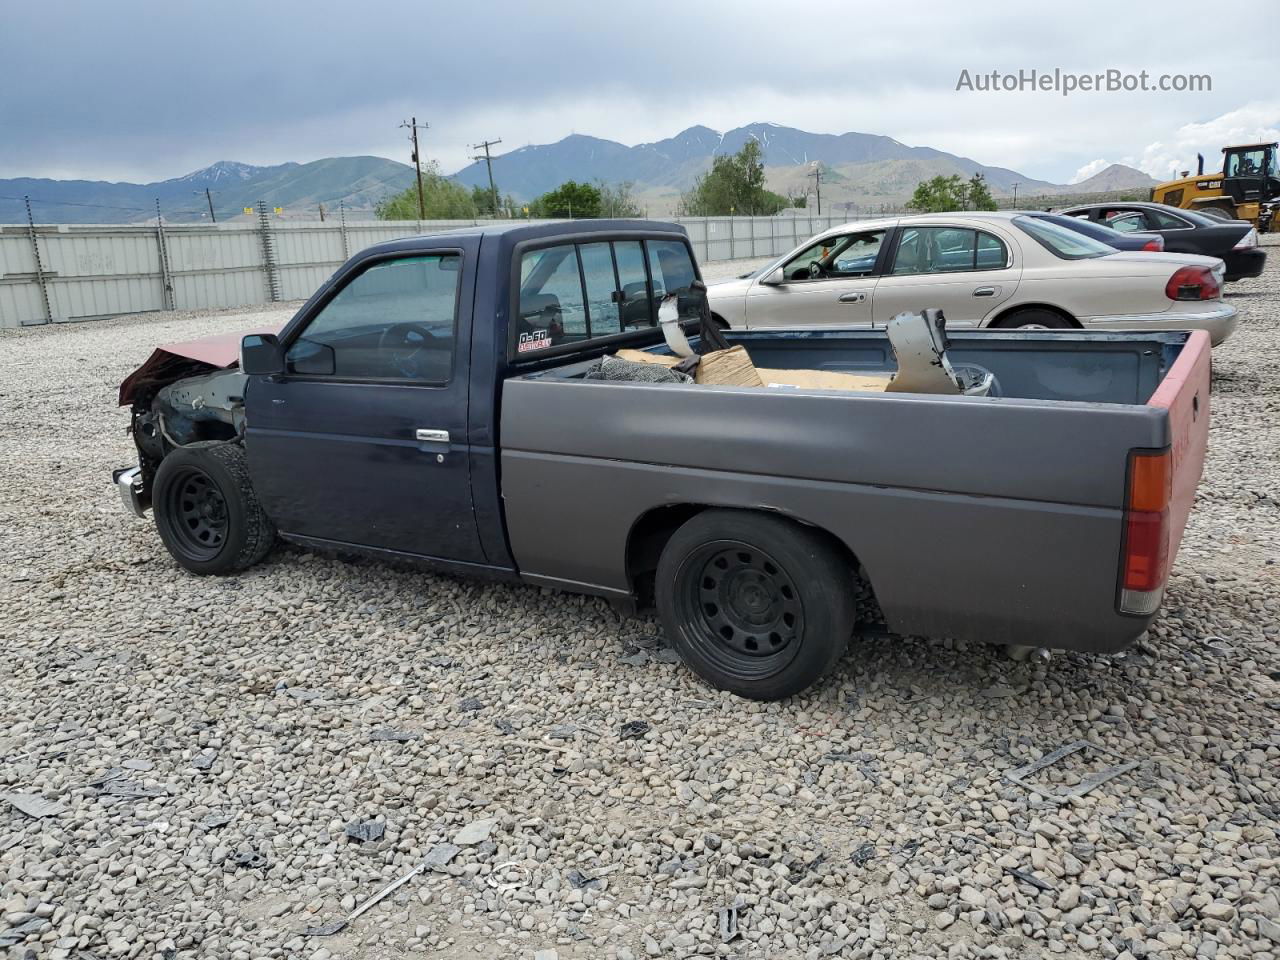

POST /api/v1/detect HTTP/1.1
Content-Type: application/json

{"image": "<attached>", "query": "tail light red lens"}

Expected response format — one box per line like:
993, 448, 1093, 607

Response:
1119, 449, 1172, 615
1141, 237, 1164, 251
1164, 265, 1220, 301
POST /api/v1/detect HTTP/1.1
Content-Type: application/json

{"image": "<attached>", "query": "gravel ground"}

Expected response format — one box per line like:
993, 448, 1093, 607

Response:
1, 242, 1277, 960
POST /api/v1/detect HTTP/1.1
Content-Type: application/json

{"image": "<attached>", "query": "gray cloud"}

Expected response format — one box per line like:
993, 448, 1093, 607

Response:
1, 0, 1271, 183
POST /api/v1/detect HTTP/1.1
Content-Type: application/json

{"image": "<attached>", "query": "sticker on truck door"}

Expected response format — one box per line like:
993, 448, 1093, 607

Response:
518, 329, 551, 353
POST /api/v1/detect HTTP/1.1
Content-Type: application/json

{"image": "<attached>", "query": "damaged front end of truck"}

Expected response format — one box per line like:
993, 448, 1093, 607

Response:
114, 329, 273, 517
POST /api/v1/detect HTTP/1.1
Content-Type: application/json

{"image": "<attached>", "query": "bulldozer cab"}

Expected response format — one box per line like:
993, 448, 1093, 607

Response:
1221, 142, 1279, 206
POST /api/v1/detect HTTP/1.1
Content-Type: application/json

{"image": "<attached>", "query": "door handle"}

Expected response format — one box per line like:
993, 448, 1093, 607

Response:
415, 428, 450, 443
838, 292, 867, 303
972, 286, 999, 298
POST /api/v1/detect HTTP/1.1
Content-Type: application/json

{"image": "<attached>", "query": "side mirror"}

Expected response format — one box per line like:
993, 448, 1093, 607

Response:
286, 338, 336, 376
758, 267, 784, 286
240, 334, 284, 376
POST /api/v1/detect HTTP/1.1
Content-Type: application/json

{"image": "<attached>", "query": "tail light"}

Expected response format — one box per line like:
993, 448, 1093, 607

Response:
1233, 228, 1258, 250
1164, 265, 1220, 301
1140, 237, 1164, 252
1118, 448, 1171, 615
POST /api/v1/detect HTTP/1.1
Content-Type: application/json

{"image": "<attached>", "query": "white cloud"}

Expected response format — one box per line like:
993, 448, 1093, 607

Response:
1123, 101, 1280, 179
1070, 159, 1111, 184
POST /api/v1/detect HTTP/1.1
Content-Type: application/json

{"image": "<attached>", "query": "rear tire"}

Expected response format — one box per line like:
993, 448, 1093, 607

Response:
993, 308, 1073, 331
153, 441, 275, 575
655, 510, 854, 700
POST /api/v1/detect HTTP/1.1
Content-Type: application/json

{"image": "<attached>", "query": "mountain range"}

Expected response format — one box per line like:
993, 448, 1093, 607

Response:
1, 123, 1156, 223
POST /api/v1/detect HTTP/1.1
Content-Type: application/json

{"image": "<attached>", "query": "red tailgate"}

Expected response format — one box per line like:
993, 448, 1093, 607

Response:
1146, 330, 1211, 566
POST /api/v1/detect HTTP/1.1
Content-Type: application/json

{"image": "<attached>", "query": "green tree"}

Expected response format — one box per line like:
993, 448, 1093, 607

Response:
596, 180, 643, 217
376, 161, 477, 219
966, 173, 997, 211
471, 184, 501, 217
905, 174, 969, 213
906, 172, 1000, 212
677, 140, 790, 216
529, 180, 602, 218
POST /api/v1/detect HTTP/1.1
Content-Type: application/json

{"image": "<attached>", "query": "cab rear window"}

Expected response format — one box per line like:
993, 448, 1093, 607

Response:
515, 238, 698, 357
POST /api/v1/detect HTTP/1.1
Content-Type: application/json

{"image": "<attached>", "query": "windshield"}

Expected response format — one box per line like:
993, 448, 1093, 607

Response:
1014, 215, 1114, 260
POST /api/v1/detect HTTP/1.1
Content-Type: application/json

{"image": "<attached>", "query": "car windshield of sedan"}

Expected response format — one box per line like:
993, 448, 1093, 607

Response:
1013, 215, 1114, 260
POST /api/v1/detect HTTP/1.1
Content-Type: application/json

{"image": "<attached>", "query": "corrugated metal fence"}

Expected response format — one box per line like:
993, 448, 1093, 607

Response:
0, 213, 868, 328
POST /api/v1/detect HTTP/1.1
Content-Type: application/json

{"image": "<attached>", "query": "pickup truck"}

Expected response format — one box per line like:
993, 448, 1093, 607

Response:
114, 220, 1210, 700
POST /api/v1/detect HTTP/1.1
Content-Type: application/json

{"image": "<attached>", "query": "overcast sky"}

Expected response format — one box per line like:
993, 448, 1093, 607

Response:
2, 0, 1276, 185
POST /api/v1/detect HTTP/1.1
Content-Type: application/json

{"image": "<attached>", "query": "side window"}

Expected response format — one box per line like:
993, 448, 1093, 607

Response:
784, 234, 844, 280
1105, 212, 1146, 233
976, 231, 1008, 269
614, 240, 654, 329
517, 245, 588, 353
830, 231, 885, 276
1147, 209, 1190, 230
891, 228, 1001, 275
286, 255, 458, 382
579, 242, 622, 338
646, 240, 697, 299
515, 238, 693, 354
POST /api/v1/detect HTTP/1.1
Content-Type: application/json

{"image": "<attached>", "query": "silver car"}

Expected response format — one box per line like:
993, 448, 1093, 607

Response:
707, 212, 1238, 345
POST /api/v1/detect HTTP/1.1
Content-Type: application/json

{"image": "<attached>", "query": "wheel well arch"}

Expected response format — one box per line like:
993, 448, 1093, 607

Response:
624, 502, 871, 606
709, 312, 730, 329
987, 302, 1080, 329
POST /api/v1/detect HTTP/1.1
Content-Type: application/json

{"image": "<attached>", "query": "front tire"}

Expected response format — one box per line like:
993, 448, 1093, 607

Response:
655, 510, 855, 700
153, 442, 275, 575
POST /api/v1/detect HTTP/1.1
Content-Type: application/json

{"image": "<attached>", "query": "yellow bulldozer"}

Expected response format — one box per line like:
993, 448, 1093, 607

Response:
1151, 142, 1279, 232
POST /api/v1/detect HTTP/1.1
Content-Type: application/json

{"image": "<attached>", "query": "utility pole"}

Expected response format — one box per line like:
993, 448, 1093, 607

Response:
470, 138, 502, 216
205, 187, 217, 223
1011, 182, 1020, 207
400, 117, 429, 219
807, 163, 823, 215
318, 203, 326, 222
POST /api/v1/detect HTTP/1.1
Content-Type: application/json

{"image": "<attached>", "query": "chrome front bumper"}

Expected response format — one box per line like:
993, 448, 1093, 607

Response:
112, 465, 150, 518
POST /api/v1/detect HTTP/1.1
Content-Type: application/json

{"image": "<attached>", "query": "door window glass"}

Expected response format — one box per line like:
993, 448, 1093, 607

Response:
1103, 212, 1146, 233
891, 228, 1005, 275
285, 255, 458, 381
1146, 209, 1191, 229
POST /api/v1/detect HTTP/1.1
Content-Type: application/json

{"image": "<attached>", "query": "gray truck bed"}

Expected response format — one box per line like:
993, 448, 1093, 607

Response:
499, 329, 1202, 652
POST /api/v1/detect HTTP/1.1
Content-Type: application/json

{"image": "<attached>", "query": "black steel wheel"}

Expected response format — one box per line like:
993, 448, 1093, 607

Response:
152, 441, 275, 575
656, 510, 855, 700
675, 541, 805, 682
163, 467, 228, 562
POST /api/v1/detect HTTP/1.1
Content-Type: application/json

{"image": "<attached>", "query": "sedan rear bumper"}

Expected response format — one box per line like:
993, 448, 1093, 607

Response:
1224, 247, 1266, 281
1083, 302, 1238, 346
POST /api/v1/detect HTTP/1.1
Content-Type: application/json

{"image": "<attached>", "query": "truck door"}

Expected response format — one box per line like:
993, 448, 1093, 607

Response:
243, 244, 486, 564
872, 225, 1017, 328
